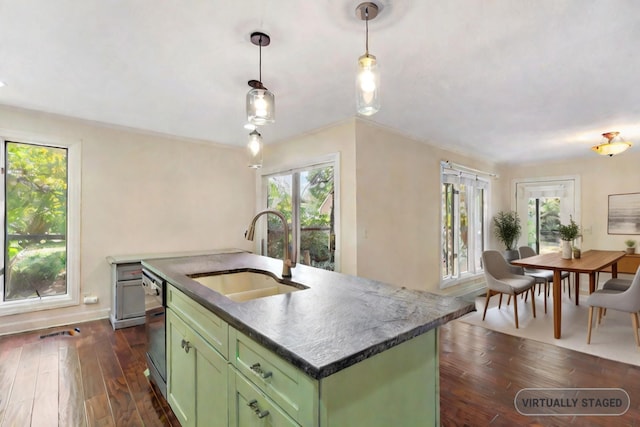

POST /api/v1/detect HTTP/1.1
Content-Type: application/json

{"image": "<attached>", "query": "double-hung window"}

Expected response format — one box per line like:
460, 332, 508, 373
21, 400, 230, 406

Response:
0, 138, 80, 315
260, 155, 339, 272
441, 163, 489, 286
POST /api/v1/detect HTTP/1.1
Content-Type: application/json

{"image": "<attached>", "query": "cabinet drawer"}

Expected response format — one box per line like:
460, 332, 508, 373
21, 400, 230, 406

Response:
167, 284, 229, 359
229, 367, 301, 427
229, 328, 317, 426
116, 262, 143, 281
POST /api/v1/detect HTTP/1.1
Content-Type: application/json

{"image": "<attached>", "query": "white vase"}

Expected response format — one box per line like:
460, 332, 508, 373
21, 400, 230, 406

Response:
561, 240, 572, 259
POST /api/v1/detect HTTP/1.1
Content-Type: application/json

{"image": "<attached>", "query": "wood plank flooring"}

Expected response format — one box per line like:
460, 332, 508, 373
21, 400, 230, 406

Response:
0, 319, 179, 427
1, 317, 639, 426
440, 319, 640, 426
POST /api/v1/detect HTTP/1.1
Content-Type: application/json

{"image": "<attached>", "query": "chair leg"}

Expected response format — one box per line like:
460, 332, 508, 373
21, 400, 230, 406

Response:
530, 288, 536, 318
499, 293, 504, 309
632, 313, 640, 347
482, 290, 492, 321
543, 281, 548, 314
598, 307, 604, 325
587, 306, 594, 344
514, 292, 519, 329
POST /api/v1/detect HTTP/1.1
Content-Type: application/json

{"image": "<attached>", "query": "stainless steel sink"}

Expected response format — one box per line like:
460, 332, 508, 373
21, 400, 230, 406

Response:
187, 271, 307, 302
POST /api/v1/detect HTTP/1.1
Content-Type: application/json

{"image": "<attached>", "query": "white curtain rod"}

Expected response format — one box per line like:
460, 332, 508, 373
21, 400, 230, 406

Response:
440, 160, 499, 178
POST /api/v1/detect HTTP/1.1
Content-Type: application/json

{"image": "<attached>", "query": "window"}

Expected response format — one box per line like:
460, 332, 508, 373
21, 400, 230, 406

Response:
1, 138, 80, 315
441, 163, 489, 286
515, 177, 579, 254
260, 155, 339, 272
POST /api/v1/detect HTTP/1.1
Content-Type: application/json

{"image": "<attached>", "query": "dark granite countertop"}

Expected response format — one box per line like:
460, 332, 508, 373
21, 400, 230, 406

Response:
142, 251, 474, 380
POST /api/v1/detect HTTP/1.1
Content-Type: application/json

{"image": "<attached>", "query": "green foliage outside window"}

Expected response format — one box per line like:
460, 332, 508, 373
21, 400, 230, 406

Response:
4, 142, 68, 300
267, 166, 335, 270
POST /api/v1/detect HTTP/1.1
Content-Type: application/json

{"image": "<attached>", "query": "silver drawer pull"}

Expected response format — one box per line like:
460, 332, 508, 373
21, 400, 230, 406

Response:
181, 339, 191, 353
250, 362, 273, 379
247, 399, 270, 419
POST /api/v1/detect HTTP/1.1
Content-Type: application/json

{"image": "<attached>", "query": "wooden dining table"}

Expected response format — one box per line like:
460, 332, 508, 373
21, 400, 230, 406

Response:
510, 250, 626, 339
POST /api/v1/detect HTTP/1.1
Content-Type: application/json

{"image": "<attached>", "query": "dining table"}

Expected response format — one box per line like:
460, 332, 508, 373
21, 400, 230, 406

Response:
510, 249, 626, 339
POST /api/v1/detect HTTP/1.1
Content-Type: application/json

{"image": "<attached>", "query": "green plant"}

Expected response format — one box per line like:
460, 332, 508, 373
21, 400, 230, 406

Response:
558, 216, 580, 241
625, 239, 636, 248
493, 211, 522, 251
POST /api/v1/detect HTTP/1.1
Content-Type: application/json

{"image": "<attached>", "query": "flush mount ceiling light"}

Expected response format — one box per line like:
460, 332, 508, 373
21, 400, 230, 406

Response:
247, 129, 263, 168
246, 31, 275, 126
355, 2, 380, 116
592, 131, 632, 157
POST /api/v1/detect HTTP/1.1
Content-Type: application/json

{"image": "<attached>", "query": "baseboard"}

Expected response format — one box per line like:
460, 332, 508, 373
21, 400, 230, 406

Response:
0, 307, 111, 336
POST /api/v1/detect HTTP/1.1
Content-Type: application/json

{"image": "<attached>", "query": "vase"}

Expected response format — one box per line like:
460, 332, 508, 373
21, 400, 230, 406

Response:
561, 240, 572, 259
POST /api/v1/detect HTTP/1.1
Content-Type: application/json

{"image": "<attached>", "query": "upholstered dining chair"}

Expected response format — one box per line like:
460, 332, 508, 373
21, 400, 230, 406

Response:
586, 266, 640, 346
482, 250, 536, 328
518, 246, 571, 300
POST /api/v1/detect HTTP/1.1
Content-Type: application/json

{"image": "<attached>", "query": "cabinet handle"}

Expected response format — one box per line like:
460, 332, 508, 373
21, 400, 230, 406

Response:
247, 399, 270, 419
181, 339, 191, 354
250, 362, 272, 379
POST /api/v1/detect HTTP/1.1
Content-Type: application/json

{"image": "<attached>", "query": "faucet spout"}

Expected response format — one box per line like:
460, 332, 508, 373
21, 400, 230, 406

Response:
245, 209, 297, 278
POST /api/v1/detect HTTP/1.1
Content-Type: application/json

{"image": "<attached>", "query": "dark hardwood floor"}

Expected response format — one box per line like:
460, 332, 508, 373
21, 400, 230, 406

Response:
1, 317, 639, 426
0, 319, 179, 427
440, 319, 640, 426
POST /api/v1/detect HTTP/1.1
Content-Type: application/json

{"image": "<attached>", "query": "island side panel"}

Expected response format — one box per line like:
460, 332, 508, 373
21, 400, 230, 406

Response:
318, 329, 439, 426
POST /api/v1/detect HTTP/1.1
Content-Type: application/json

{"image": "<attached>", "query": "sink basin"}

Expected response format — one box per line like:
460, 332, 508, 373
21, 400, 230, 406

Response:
188, 271, 307, 302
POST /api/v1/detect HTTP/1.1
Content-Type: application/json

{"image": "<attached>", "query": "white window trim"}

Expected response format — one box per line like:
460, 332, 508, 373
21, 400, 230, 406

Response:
512, 175, 581, 250
0, 131, 81, 316
257, 153, 341, 272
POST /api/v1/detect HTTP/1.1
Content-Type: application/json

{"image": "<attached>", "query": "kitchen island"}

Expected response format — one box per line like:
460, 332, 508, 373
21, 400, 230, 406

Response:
143, 251, 474, 427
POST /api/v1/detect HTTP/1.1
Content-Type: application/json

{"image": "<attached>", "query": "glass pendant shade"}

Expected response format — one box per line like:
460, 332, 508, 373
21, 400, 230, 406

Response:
591, 132, 632, 157
356, 53, 380, 116
247, 129, 263, 168
246, 87, 275, 125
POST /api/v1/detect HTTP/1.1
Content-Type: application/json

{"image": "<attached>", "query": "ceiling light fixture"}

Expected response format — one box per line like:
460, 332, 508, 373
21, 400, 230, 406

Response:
355, 2, 380, 116
247, 129, 263, 168
247, 32, 275, 126
592, 131, 632, 157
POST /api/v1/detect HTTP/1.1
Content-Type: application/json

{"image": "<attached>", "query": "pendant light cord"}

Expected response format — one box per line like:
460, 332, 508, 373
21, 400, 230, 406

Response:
365, 7, 370, 55
259, 35, 263, 83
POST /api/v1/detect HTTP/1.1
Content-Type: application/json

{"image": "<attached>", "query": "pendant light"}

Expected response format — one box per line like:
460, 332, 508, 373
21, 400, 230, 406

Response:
247, 129, 263, 168
591, 132, 632, 157
356, 2, 380, 116
247, 32, 275, 125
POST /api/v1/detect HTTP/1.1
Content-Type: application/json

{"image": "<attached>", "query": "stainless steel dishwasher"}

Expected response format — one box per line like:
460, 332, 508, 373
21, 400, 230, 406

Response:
142, 268, 166, 399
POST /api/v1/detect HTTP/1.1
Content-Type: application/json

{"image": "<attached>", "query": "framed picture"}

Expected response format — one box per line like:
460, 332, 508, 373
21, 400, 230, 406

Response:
608, 192, 640, 234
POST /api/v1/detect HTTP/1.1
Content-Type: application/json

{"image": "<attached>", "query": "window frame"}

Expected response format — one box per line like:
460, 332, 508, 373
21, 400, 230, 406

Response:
440, 163, 490, 288
257, 153, 341, 272
0, 134, 81, 316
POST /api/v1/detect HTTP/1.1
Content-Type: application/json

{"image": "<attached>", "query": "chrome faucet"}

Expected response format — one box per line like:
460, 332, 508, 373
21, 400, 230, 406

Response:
245, 209, 297, 278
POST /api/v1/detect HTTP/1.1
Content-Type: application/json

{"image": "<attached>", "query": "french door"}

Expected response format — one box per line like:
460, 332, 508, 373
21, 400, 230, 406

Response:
514, 176, 580, 254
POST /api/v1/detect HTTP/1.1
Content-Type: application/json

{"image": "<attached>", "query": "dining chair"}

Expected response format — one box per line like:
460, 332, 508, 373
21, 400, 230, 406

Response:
602, 277, 632, 292
586, 266, 640, 346
518, 246, 571, 300
482, 250, 536, 328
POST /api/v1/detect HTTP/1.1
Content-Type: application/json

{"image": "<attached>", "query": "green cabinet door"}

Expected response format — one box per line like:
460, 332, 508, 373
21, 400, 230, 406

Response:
167, 308, 228, 427
167, 308, 196, 426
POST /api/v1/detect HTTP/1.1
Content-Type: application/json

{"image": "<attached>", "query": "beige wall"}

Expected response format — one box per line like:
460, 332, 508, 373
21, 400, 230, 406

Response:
354, 120, 498, 291
0, 105, 255, 334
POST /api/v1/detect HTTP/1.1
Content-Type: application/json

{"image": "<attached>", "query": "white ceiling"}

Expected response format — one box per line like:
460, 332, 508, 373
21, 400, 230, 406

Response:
1, 0, 639, 164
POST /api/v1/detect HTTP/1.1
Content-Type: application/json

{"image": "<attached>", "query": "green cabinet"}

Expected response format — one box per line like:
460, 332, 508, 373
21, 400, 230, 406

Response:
229, 367, 300, 427
166, 285, 229, 427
